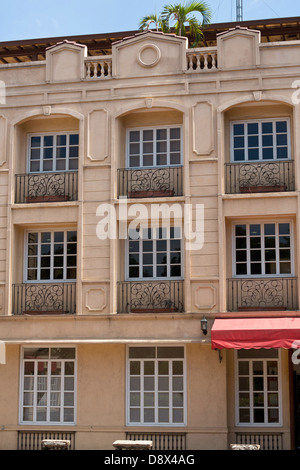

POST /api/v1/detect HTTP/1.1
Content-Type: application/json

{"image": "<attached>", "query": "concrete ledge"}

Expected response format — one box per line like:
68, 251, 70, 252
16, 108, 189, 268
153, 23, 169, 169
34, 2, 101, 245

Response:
230, 444, 260, 450
41, 439, 71, 450
113, 440, 152, 450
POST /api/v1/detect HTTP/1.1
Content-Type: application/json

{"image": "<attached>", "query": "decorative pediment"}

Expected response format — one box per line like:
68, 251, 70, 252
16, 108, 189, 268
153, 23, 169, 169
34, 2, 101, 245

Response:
112, 30, 188, 78
46, 40, 87, 82
217, 26, 260, 69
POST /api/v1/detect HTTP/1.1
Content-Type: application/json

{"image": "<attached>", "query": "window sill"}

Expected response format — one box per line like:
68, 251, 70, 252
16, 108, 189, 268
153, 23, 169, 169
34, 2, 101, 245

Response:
25, 195, 70, 203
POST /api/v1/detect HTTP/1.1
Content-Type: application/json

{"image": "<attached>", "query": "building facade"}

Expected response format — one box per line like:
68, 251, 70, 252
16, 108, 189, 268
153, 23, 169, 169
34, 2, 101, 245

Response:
0, 20, 300, 450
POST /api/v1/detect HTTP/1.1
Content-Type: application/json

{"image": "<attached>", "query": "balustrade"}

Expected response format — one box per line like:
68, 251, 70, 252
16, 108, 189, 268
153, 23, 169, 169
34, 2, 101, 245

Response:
84, 50, 217, 79
186, 48, 217, 71
85, 57, 112, 79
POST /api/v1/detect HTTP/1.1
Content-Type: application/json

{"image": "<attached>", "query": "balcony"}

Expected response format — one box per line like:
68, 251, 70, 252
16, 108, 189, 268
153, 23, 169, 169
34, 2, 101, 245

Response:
117, 280, 184, 314
12, 283, 76, 315
225, 161, 294, 194
117, 167, 183, 198
227, 277, 298, 312
15, 172, 78, 204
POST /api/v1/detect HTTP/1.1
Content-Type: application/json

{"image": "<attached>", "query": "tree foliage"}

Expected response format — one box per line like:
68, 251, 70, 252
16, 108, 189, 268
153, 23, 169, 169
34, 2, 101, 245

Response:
139, 1, 212, 46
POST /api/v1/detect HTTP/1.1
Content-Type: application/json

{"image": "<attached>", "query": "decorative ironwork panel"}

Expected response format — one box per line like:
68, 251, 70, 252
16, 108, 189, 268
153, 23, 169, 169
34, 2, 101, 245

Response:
15, 172, 78, 203
118, 280, 184, 313
225, 161, 294, 194
227, 277, 298, 311
118, 167, 183, 198
12, 283, 76, 315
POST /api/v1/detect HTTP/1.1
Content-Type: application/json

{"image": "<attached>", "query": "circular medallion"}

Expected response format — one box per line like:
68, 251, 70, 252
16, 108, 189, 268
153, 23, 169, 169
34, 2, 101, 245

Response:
137, 44, 161, 68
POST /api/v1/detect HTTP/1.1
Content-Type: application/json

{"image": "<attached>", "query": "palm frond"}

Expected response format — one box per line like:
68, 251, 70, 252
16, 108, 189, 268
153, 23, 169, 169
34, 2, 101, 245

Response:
139, 13, 170, 32
187, 15, 205, 46
141, 1, 212, 40
184, 1, 212, 24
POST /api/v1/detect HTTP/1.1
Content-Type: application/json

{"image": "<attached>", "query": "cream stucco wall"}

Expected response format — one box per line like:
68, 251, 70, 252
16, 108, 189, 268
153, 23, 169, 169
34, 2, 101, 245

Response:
0, 26, 299, 449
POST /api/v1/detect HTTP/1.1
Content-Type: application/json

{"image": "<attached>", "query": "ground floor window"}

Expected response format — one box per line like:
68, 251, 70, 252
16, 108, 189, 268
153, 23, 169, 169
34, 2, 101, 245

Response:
20, 347, 76, 424
236, 349, 281, 425
127, 346, 185, 426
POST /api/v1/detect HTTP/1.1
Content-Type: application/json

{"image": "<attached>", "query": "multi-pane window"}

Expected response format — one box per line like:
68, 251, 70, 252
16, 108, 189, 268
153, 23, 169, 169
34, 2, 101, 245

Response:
128, 346, 185, 426
26, 230, 77, 281
236, 349, 280, 425
234, 222, 292, 276
127, 126, 182, 167
231, 119, 290, 162
21, 347, 76, 424
127, 227, 182, 279
28, 133, 79, 172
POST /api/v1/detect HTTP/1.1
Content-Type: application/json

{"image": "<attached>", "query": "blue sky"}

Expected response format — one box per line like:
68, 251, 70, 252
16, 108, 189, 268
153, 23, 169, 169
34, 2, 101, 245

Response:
1, 0, 299, 42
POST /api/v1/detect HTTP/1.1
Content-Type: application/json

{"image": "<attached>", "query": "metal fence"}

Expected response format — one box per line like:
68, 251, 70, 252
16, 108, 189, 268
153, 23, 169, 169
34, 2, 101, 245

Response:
126, 432, 186, 450
235, 432, 283, 450
18, 431, 75, 450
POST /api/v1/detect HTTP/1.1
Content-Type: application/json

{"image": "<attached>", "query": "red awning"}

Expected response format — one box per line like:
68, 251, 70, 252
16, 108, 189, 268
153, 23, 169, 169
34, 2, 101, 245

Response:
211, 317, 300, 350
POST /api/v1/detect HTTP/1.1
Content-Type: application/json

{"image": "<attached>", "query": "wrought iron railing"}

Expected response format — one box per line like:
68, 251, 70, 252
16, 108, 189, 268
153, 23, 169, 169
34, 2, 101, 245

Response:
117, 280, 184, 313
18, 431, 75, 450
15, 172, 78, 203
117, 166, 183, 198
227, 277, 298, 311
225, 161, 294, 194
126, 432, 186, 450
12, 283, 76, 315
235, 432, 283, 450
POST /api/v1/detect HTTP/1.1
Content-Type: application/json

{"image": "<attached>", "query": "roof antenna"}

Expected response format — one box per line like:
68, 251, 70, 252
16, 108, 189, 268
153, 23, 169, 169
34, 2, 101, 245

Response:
236, 0, 243, 22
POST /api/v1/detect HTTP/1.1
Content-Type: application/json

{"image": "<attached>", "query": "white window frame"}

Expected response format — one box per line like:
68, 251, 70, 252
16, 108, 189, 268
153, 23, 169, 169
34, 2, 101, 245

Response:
19, 346, 77, 426
232, 220, 294, 278
27, 131, 79, 173
126, 344, 186, 427
230, 118, 291, 162
24, 229, 77, 283
125, 226, 183, 281
126, 125, 183, 168
235, 350, 282, 427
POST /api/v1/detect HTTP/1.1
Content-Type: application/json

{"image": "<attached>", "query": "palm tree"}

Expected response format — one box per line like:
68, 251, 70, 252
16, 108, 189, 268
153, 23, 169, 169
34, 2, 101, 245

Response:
161, 1, 212, 46
139, 13, 170, 33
